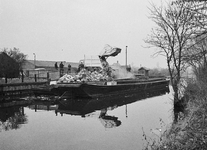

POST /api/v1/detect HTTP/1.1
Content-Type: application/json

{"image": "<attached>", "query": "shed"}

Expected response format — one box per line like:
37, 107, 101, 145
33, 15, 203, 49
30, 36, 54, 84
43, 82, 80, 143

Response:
0, 52, 20, 78
138, 67, 149, 77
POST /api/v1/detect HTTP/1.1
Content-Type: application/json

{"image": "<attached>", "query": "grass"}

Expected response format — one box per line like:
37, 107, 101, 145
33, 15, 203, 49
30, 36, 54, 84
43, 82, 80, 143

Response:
143, 78, 207, 149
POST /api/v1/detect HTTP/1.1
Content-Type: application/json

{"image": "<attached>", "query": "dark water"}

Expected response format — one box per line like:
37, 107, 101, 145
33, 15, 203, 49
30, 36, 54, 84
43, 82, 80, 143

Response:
0, 87, 173, 150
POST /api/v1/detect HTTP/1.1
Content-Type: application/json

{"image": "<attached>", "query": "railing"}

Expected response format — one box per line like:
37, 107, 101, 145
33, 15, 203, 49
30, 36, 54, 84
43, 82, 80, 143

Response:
0, 81, 50, 99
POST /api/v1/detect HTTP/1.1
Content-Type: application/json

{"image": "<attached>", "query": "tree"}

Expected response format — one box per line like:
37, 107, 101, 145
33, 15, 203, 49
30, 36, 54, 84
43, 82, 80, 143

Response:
2, 47, 27, 71
181, 0, 207, 33
145, 1, 204, 102
186, 32, 207, 68
182, 0, 207, 67
0, 107, 27, 132
0, 52, 20, 78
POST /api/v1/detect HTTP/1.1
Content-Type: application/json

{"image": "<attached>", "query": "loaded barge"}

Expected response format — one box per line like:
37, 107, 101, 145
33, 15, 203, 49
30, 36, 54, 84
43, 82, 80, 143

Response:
51, 78, 170, 98
33, 45, 170, 98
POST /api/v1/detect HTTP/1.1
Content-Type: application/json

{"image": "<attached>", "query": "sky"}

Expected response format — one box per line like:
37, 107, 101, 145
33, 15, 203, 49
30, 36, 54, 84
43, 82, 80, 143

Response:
0, 0, 167, 68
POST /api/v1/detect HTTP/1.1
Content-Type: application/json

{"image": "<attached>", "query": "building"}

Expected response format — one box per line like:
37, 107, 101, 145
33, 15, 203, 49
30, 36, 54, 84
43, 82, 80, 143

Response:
22, 60, 79, 80
137, 67, 149, 77
0, 52, 20, 78
23, 60, 79, 71
79, 55, 102, 71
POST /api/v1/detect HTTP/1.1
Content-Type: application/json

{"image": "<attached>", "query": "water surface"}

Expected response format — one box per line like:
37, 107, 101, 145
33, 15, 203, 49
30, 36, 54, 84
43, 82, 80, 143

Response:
0, 88, 173, 150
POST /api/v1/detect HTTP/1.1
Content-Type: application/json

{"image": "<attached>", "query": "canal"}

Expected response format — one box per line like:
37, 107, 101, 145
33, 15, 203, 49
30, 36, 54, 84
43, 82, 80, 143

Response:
0, 87, 173, 150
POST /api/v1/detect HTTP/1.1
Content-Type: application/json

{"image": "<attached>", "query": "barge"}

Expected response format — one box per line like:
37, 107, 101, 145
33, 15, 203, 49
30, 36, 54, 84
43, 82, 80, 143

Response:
51, 78, 170, 98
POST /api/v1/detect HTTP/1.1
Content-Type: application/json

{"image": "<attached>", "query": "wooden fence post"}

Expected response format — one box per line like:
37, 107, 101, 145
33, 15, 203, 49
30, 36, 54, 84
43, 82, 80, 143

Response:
47, 72, 50, 81
21, 71, 24, 83
35, 74, 37, 82
5, 76, 7, 83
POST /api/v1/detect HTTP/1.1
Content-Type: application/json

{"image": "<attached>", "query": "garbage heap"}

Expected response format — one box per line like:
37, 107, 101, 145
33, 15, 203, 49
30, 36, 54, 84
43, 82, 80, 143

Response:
57, 69, 112, 83
57, 44, 121, 84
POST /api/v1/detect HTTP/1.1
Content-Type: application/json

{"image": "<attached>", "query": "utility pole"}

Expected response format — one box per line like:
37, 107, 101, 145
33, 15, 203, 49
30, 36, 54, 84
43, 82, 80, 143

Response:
33, 53, 36, 68
126, 46, 128, 70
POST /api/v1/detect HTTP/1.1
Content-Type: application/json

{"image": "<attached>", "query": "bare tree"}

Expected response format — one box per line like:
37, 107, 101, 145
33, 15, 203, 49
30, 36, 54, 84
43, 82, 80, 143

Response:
186, 32, 207, 68
145, 1, 204, 102
2, 47, 27, 70
182, 0, 207, 33
182, 0, 207, 67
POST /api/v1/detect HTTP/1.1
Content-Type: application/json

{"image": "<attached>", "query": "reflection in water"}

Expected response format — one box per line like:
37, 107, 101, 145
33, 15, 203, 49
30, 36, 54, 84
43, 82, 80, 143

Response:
28, 101, 57, 112
55, 87, 170, 128
0, 87, 171, 150
99, 109, 122, 128
0, 106, 27, 132
0, 87, 170, 131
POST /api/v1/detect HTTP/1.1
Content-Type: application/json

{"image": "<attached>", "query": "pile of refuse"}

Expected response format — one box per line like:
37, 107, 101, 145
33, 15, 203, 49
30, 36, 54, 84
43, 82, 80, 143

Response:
57, 44, 122, 84
57, 69, 112, 83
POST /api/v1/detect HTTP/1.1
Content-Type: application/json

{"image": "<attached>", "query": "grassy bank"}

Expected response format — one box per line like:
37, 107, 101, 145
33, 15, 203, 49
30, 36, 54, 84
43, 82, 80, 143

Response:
145, 77, 207, 149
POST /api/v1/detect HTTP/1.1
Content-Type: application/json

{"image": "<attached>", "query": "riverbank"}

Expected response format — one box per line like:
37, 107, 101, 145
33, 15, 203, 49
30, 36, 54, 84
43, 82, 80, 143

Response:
0, 77, 48, 84
0, 78, 50, 100
146, 78, 207, 149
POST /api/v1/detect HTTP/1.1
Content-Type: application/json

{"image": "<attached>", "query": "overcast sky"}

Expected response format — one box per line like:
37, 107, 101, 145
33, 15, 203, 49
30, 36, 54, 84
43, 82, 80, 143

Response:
0, 0, 166, 68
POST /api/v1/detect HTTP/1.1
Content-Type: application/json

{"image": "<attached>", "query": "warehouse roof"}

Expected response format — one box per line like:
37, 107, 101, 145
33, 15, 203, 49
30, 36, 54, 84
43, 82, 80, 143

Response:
27, 60, 79, 68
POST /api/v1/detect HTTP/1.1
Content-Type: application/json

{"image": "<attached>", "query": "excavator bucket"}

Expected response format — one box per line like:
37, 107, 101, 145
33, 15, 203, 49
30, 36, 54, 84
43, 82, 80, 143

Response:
99, 44, 121, 57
